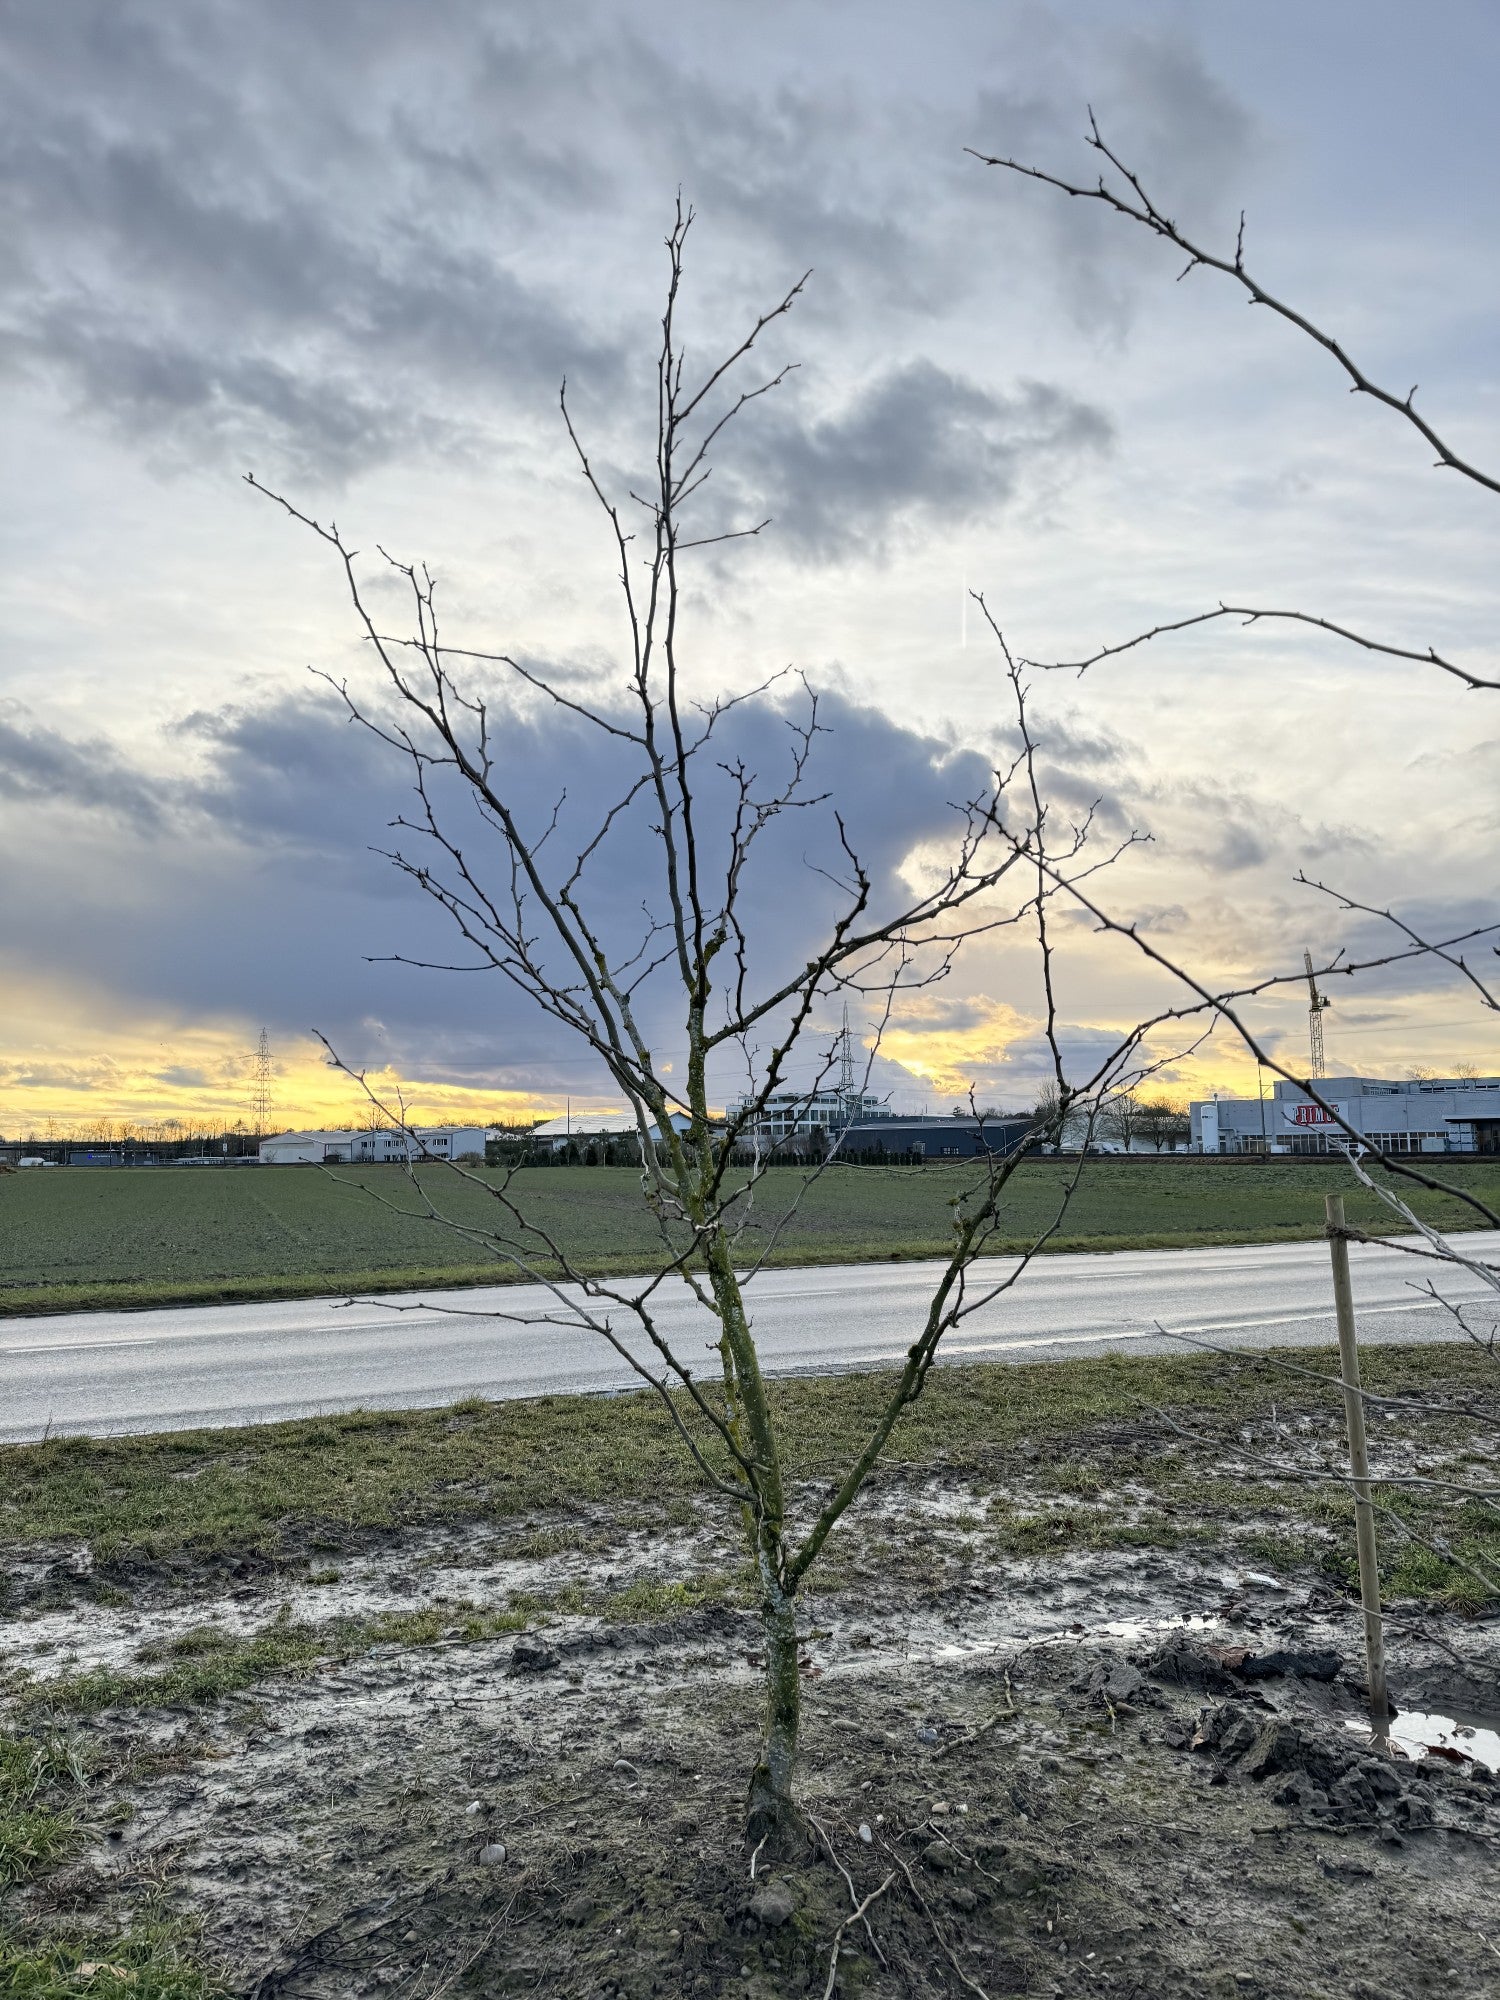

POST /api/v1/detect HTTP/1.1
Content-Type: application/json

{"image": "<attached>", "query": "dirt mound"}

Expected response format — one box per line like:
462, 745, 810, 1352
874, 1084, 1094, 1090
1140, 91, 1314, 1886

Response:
1160, 1701, 1439, 1833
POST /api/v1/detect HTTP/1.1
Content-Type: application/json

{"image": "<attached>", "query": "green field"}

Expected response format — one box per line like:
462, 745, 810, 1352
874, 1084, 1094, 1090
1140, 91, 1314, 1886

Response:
3, 1155, 1497, 1315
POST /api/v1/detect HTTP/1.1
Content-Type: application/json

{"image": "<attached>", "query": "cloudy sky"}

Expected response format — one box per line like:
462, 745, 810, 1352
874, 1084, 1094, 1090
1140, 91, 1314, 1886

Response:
2, 0, 1497, 1135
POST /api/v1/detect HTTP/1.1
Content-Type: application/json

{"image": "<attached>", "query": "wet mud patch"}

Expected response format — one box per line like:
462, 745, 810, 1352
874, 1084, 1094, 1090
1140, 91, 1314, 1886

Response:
4, 1360, 1499, 1996
4, 1491, 1500, 1997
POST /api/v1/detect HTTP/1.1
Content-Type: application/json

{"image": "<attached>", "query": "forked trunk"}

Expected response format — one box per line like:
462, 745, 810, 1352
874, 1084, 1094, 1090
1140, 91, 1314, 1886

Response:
746, 1586, 802, 1848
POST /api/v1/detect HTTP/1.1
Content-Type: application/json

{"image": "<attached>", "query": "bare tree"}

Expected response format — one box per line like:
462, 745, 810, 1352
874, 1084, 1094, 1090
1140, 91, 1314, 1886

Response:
252, 207, 1176, 1847
1100, 1090, 1149, 1153
252, 148, 1500, 1838
1136, 1096, 1191, 1154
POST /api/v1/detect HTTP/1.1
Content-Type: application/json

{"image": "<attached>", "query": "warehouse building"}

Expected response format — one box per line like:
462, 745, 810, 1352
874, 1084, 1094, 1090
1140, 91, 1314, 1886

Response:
836, 1113, 1034, 1160
258, 1125, 492, 1165
1191, 1075, 1500, 1156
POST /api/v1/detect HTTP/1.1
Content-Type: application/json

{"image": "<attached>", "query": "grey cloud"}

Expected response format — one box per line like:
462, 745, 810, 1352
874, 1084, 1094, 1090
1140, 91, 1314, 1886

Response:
0, 1063, 123, 1092
0, 0, 1245, 491
1131, 903, 1192, 935
0, 678, 1009, 1098
0, 708, 166, 832
0, 5, 623, 476
1204, 818, 1271, 874
725, 361, 1111, 561
966, 28, 1258, 336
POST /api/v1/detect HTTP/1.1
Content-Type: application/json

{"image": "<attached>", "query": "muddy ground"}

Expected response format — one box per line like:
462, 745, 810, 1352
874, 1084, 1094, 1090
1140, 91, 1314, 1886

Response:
4, 1457, 1500, 1998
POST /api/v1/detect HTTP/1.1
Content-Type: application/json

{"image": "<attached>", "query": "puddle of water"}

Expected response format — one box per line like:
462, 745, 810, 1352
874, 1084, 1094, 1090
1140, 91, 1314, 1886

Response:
1094, 1613, 1224, 1645
1345, 1711, 1500, 1774
928, 1611, 1225, 1664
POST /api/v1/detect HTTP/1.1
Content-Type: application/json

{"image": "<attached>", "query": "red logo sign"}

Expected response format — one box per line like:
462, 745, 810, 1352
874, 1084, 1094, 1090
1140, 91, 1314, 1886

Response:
1288, 1103, 1337, 1126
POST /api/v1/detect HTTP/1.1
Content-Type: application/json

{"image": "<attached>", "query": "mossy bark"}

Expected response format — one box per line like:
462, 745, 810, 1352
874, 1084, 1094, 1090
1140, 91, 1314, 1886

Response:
746, 1585, 802, 1848
696, 1233, 805, 1846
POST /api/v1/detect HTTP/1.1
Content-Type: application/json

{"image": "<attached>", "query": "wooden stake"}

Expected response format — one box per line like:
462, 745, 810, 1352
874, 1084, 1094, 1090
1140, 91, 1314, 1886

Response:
1325, 1193, 1390, 1725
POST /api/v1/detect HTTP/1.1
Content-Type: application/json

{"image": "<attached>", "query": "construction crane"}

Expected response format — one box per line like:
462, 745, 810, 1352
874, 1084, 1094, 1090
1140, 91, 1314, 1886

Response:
1303, 952, 1330, 1080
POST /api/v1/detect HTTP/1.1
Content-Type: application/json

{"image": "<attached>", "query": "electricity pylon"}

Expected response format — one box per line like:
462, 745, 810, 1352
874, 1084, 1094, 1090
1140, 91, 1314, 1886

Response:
250, 1028, 274, 1134
838, 1001, 856, 1112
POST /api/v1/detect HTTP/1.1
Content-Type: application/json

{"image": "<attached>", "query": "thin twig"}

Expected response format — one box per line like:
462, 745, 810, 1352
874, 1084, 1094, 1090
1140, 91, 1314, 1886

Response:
875, 1836, 993, 2000
821, 1871, 896, 2000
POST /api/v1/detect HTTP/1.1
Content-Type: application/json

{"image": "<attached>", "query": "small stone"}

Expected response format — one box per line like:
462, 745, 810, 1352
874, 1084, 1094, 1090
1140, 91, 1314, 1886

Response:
1087, 1657, 1148, 1709
464, 1799, 483, 1815
509, 1634, 560, 1675
1239, 1721, 1304, 1782
921, 1840, 962, 1872
857, 1823, 873, 1844
1218, 1713, 1259, 1759
748, 1880, 796, 1928
916, 1726, 940, 1745
478, 1841, 507, 1865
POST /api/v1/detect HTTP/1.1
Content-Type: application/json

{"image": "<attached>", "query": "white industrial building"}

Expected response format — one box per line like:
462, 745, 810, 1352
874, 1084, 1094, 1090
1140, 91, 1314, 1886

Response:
730, 1086, 885, 1141
258, 1126, 492, 1165
1191, 1075, 1500, 1156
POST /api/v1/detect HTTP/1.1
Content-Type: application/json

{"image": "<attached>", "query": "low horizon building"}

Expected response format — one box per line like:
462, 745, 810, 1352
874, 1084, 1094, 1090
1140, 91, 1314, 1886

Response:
257, 1125, 493, 1165
836, 1112, 1035, 1160
1191, 1074, 1500, 1156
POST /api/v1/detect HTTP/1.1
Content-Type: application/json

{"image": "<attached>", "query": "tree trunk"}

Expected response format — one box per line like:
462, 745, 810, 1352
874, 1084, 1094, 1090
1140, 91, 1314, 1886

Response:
747, 1582, 802, 1848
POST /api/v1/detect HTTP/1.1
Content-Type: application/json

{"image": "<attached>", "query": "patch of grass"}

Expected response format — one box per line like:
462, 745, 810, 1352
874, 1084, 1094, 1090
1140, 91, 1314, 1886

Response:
0, 1734, 84, 1888
5, 1158, 1497, 1313
599, 1571, 747, 1621
0, 1910, 220, 2000
135, 1626, 238, 1663
0, 1734, 219, 1997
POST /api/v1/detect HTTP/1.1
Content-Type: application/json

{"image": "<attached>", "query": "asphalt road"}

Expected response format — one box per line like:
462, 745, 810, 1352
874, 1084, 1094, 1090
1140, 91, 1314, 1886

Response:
3, 1231, 1497, 1442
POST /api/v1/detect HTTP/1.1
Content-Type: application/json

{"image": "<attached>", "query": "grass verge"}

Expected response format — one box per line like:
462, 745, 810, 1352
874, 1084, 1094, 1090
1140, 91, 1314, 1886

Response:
0, 1735, 83, 1888
2, 1343, 1496, 1612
